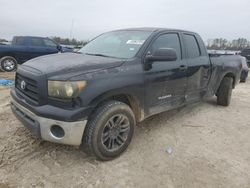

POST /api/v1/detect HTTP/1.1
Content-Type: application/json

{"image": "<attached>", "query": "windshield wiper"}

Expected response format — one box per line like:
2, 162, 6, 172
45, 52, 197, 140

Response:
85, 53, 111, 58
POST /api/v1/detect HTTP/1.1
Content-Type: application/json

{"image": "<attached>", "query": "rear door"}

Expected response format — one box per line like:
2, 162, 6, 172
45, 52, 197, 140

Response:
11, 37, 31, 63
182, 33, 211, 102
144, 32, 188, 115
27, 38, 48, 59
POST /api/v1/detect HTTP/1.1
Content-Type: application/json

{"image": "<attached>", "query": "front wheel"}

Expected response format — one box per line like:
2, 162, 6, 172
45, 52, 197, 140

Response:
82, 101, 135, 160
0, 56, 17, 72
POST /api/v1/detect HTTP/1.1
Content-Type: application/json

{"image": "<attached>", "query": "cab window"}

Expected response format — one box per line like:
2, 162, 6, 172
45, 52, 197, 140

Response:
183, 34, 201, 58
150, 33, 182, 60
44, 39, 57, 47
31, 38, 45, 46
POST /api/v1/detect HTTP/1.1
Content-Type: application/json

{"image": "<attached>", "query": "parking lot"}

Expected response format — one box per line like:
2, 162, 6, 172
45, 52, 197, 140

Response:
0, 72, 250, 188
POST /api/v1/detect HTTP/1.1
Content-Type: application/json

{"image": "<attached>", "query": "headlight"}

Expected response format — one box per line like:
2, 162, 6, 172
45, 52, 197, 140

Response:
48, 80, 87, 99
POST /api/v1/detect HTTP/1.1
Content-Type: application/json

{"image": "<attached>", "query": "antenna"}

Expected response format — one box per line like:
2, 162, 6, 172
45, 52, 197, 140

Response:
70, 19, 74, 39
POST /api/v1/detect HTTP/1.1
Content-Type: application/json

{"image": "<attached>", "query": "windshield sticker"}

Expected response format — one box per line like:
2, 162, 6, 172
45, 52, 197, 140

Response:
126, 40, 145, 45
129, 48, 135, 51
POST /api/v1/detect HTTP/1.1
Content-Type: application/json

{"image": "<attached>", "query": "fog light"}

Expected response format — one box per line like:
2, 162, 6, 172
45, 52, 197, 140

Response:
50, 125, 65, 138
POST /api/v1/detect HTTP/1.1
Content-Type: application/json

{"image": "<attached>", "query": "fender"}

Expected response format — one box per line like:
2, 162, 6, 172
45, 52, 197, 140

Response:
88, 88, 145, 122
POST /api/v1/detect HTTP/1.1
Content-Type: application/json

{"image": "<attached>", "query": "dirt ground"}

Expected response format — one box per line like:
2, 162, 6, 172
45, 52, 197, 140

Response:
0, 72, 249, 188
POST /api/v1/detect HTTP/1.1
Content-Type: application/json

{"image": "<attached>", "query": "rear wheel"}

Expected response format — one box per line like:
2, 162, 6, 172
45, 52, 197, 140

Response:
240, 72, 248, 83
240, 79, 246, 83
0, 56, 17, 72
81, 101, 135, 160
217, 77, 233, 106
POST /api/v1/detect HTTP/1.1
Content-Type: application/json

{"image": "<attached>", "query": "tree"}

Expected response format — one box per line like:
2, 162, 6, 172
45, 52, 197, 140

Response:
50, 36, 87, 46
0, 38, 8, 43
207, 38, 250, 50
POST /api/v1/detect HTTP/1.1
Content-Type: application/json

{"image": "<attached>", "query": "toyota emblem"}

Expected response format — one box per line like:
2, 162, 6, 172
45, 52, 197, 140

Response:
20, 80, 26, 90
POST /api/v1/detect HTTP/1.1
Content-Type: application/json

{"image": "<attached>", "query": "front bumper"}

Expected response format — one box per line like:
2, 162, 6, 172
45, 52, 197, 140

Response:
11, 95, 87, 146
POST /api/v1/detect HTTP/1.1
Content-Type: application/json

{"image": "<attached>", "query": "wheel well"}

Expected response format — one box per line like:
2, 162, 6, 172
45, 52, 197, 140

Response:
98, 94, 142, 122
0, 56, 18, 63
224, 73, 236, 88
216, 73, 235, 96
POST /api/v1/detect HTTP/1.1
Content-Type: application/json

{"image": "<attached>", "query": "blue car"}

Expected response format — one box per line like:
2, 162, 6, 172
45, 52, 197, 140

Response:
0, 36, 73, 72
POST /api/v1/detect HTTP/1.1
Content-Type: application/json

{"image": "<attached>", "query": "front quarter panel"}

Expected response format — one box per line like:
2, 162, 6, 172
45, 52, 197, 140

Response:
71, 59, 145, 113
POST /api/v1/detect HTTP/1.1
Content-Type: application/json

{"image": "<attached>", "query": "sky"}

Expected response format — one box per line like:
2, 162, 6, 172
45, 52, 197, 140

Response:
0, 0, 250, 42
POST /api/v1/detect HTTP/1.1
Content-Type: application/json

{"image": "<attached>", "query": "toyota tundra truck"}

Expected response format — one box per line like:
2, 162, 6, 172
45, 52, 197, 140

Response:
10, 28, 242, 160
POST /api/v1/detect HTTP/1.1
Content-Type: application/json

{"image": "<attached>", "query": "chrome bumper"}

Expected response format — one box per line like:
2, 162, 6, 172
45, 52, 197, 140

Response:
11, 96, 87, 146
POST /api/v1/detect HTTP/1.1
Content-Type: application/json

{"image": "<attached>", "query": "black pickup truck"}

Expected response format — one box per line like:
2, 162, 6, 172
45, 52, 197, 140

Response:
0, 36, 73, 72
10, 28, 242, 160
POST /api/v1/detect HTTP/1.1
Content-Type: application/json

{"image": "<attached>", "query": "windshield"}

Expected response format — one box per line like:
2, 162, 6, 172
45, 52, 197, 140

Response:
79, 30, 152, 59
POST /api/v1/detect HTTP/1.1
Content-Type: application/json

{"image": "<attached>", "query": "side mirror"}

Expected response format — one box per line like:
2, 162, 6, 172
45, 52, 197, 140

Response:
57, 45, 62, 51
145, 48, 177, 63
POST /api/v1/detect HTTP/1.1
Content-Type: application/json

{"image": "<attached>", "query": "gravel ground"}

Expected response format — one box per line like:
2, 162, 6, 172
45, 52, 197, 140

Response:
0, 72, 250, 188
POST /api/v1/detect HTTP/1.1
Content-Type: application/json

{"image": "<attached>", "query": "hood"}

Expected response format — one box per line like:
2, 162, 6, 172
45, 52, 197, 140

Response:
22, 53, 124, 78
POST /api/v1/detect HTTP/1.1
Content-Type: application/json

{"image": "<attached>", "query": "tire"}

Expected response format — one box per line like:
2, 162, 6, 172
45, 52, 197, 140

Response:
240, 79, 246, 83
240, 71, 248, 83
0, 56, 17, 72
81, 101, 135, 160
217, 77, 233, 106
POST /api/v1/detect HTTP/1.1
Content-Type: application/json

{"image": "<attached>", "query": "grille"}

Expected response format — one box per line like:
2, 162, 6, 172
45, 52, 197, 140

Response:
16, 73, 39, 102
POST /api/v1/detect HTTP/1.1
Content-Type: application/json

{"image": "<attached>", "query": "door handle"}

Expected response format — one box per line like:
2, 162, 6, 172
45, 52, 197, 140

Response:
179, 65, 187, 71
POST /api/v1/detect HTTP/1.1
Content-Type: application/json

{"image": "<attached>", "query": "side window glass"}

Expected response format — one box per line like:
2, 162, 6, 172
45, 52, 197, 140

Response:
184, 34, 200, 58
31, 38, 45, 47
150, 33, 181, 60
43, 39, 57, 47
15, 37, 26, 45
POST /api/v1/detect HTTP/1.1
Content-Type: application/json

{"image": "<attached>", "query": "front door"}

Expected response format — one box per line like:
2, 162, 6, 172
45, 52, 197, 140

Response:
28, 38, 59, 60
144, 33, 187, 116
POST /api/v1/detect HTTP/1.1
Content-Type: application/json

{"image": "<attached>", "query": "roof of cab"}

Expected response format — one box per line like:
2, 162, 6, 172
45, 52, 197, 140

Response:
114, 27, 195, 33
13, 36, 49, 39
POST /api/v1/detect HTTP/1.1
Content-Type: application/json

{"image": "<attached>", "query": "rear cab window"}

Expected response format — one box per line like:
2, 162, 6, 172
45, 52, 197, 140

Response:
12, 37, 26, 46
183, 34, 201, 58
